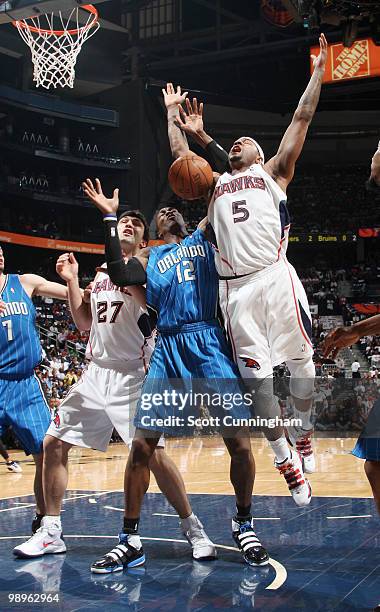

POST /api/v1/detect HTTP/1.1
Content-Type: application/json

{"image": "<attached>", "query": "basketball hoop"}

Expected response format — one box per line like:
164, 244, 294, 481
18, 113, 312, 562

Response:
13, 5, 99, 90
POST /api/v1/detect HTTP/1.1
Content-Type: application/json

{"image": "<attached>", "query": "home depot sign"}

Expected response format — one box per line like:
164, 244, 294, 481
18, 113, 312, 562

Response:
310, 39, 380, 83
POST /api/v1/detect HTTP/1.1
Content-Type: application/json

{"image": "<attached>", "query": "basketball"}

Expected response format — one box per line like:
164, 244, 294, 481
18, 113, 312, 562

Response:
168, 153, 213, 200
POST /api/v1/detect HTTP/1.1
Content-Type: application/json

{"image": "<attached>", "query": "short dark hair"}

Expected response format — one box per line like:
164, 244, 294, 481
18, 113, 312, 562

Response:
118, 209, 149, 242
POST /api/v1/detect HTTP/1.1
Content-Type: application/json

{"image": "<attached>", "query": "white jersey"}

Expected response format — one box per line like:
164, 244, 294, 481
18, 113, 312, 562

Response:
86, 268, 154, 369
208, 163, 289, 276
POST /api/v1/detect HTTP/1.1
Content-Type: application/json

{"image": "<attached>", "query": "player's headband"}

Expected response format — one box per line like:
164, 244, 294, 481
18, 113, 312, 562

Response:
240, 137, 265, 163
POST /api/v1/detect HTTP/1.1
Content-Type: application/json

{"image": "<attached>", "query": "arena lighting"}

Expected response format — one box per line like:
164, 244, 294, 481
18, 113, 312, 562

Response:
284, 0, 380, 44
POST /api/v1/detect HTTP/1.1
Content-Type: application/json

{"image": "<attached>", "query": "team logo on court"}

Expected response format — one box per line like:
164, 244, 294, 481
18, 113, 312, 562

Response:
53, 411, 61, 428
241, 357, 261, 370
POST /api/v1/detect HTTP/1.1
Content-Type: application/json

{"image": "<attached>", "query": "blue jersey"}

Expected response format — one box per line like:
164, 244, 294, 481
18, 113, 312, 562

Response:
146, 229, 218, 330
0, 275, 41, 378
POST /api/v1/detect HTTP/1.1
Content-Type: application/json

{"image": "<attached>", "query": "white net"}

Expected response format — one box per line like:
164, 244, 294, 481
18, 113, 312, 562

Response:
14, 6, 99, 89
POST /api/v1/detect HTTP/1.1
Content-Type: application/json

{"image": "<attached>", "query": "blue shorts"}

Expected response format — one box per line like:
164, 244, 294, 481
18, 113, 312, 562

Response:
134, 321, 252, 435
352, 398, 380, 461
0, 374, 51, 455
352, 437, 380, 462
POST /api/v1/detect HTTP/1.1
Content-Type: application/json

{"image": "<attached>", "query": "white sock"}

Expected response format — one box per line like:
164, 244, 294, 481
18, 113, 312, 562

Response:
294, 407, 313, 431
269, 436, 290, 463
180, 512, 196, 531
127, 534, 142, 550
41, 515, 61, 531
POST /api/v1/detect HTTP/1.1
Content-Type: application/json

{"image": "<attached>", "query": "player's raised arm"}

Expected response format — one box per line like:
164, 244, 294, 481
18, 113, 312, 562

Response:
56, 252, 92, 332
82, 177, 148, 286
163, 83, 190, 158
175, 97, 230, 174
265, 33, 327, 190
20, 273, 68, 300
367, 140, 380, 190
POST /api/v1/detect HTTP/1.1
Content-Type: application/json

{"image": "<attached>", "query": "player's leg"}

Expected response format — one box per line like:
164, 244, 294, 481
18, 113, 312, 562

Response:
32, 452, 45, 517
3, 375, 51, 540
0, 382, 23, 473
222, 433, 268, 566
0, 436, 10, 461
14, 366, 112, 558
353, 431, 380, 514
91, 431, 160, 574
364, 460, 380, 514
101, 365, 216, 567
219, 276, 311, 507
149, 448, 217, 560
270, 261, 316, 470
285, 356, 316, 473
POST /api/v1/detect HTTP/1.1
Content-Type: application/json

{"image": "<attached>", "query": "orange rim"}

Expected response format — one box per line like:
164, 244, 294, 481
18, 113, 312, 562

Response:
12, 4, 98, 36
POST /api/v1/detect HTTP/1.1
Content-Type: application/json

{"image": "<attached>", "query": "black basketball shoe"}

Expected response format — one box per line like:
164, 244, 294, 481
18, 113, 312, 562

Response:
90, 532, 145, 574
232, 518, 269, 566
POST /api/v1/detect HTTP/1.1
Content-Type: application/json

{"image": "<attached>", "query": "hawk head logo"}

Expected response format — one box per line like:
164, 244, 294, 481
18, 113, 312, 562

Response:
241, 357, 261, 370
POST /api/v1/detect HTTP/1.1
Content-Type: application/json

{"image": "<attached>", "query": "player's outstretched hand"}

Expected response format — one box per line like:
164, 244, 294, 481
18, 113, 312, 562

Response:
176, 97, 204, 136
311, 33, 327, 72
0, 300, 6, 315
82, 178, 119, 215
162, 83, 188, 109
321, 325, 360, 360
56, 252, 79, 283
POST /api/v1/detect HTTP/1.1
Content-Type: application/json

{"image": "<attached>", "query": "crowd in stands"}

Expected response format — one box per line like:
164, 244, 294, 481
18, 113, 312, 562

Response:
288, 164, 379, 234
34, 297, 89, 408
2, 283, 378, 453
169, 164, 379, 235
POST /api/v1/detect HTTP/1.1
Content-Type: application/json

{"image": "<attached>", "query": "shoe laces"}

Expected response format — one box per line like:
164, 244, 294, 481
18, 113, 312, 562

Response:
296, 435, 313, 457
277, 455, 305, 490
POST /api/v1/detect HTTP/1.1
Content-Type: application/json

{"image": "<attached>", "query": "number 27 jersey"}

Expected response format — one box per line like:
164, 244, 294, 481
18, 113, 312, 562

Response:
208, 163, 290, 276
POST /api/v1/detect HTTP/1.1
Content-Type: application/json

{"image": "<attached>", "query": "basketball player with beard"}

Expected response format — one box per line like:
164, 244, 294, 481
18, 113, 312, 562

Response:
14, 202, 216, 566
168, 36, 328, 491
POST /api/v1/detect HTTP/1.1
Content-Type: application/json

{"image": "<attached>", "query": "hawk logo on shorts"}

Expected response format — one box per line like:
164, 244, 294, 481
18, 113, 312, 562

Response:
241, 357, 261, 370
53, 411, 60, 428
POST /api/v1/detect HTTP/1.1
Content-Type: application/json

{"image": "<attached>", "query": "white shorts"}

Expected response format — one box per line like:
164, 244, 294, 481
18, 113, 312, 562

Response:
47, 361, 165, 452
219, 258, 314, 379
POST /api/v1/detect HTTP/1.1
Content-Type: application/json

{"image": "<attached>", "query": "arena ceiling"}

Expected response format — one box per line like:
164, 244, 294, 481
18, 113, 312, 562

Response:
0, 0, 378, 112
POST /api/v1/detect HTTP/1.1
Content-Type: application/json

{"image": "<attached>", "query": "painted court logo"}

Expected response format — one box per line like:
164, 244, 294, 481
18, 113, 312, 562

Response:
241, 357, 261, 370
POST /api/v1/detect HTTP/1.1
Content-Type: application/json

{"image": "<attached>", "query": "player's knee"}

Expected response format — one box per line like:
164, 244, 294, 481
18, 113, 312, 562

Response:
43, 435, 71, 461
130, 438, 154, 468
287, 357, 315, 400
226, 438, 252, 463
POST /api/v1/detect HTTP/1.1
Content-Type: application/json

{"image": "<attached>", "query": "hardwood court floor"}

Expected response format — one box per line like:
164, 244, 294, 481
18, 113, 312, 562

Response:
0, 436, 372, 499
0, 436, 377, 611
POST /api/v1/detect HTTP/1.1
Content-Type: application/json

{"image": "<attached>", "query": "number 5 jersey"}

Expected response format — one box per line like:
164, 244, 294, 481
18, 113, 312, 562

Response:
208, 163, 290, 277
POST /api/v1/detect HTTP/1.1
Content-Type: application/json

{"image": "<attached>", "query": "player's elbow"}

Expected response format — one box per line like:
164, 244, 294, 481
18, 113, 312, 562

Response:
107, 267, 130, 287
294, 107, 313, 124
107, 258, 146, 287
